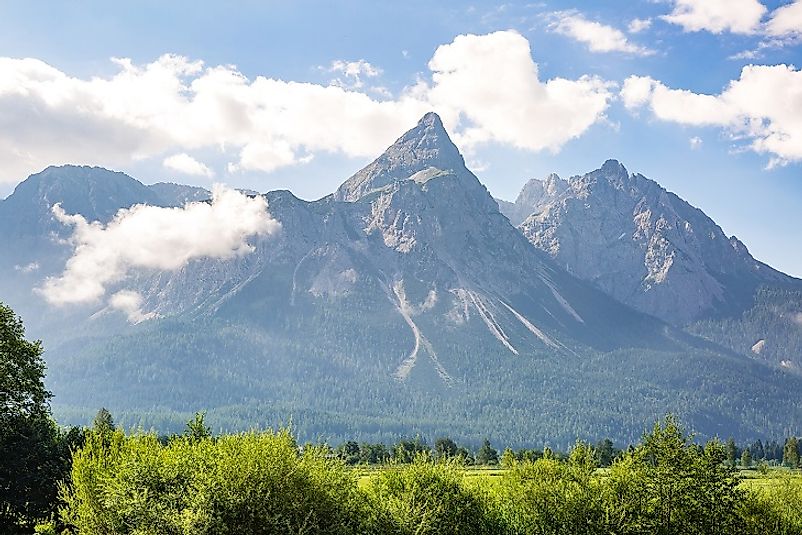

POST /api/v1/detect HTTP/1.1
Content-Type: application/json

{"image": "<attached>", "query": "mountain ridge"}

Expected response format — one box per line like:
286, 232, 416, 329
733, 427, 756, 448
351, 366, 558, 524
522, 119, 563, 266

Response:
1, 114, 801, 445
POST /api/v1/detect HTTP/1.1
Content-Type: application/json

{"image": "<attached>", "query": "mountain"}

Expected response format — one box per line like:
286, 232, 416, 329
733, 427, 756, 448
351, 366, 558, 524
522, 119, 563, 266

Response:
497, 173, 567, 226
505, 159, 802, 368
2, 117, 802, 446
147, 182, 211, 205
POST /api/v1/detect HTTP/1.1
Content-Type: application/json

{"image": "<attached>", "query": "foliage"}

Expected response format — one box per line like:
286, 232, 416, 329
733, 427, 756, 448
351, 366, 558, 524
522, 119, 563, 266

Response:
367, 455, 496, 535
60, 427, 378, 535
0, 302, 83, 532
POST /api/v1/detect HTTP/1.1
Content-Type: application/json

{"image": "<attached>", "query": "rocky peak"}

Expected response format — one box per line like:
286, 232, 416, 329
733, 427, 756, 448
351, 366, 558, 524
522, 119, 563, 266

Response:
498, 173, 568, 226
520, 160, 791, 324
334, 112, 465, 202
0, 165, 160, 237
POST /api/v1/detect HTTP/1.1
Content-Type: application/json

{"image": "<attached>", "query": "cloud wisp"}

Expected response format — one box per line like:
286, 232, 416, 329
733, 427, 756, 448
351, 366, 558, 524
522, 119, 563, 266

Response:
0, 31, 615, 184
163, 153, 214, 177
38, 186, 280, 311
549, 11, 655, 56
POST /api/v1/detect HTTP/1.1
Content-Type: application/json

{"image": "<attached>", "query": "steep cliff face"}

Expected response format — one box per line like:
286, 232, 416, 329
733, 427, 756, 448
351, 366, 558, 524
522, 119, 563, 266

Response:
516, 160, 792, 325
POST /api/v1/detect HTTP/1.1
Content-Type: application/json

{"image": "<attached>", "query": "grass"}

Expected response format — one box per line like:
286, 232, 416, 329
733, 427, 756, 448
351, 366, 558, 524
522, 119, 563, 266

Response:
353, 464, 802, 492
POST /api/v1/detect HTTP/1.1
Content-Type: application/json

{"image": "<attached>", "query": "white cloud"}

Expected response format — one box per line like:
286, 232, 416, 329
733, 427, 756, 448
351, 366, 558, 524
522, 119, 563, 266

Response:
765, 0, 802, 38
14, 261, 40, 273
661, 0, 767, 34
628, 18, 653, 33
689, 136, 703, 149
426, 30, 614, 152
163, 153, 213, 177
108, 290, 158, 324
38, 185, 280, 305
622, 64, 802, 166
549, 11, 655, 55
0, 32, 615, 184
326, 59, 382, 89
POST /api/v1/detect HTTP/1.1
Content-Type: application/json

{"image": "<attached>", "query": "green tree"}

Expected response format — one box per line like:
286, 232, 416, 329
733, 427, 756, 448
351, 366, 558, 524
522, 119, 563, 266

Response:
476, 439, 498, 466
184, 411, 211, 441
595, 438, 617, 467
500, 448, 516, 469
725, 437, 738, 468
783, 437, 800, 468
741, 448, 752, 468
434, 437, 458, 460
605, 415, 743, 535
92, 407, 115, 434
0, 302, 70, 532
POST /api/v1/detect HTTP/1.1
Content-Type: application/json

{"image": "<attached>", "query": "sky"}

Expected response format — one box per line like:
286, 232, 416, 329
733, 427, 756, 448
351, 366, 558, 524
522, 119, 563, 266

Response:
0, 0, 801, 276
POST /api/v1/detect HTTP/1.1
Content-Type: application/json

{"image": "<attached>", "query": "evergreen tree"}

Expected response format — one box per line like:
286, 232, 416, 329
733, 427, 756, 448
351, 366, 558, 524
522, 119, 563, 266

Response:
783, 437, 800, 468
725, 437, 738, 468
741, 448, 752, 468
92, 407, 115, 435
476, 438, 498, 465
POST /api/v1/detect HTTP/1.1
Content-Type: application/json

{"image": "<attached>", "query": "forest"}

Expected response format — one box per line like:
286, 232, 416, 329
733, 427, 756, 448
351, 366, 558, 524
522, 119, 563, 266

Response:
3, 300, 802, 534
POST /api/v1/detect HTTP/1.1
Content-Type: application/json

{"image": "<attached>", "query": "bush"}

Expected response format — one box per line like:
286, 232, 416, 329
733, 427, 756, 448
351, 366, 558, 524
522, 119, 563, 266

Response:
367, 455, 495, 535
495, 442, 605, 535
60, 428, 376, 534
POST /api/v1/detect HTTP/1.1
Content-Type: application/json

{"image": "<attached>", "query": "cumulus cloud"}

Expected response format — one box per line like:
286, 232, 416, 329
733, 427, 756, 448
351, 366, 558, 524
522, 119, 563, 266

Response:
14, 261, 40, 273
425, 30, 614, 152
0, 31, 615, 184
549, 12, 655, 55
689, 136, 703, 149
628, 18, 653, 33
765, 0, 802, 38
38, 185, 280, 305
621, 64, 802, 166
108, 290, 158, 324
661, 0, 767, 34
163, 153, 213, 177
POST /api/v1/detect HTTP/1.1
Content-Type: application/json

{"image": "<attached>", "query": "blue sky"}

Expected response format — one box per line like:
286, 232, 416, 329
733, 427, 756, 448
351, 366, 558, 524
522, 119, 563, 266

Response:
0, 0, 801, 275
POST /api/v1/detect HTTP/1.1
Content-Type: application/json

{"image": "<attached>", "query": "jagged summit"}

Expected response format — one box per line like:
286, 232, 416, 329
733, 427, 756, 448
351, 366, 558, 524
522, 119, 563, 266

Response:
519, 159, 793, 325
334, 112, 465, 202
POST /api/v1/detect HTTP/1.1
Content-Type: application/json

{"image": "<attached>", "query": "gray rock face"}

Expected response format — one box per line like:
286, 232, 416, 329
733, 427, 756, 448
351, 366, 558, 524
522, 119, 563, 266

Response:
497, 173, 568, 226
148, 182, 210, 206
335, 112, 466, 202
517, 160, 792, 324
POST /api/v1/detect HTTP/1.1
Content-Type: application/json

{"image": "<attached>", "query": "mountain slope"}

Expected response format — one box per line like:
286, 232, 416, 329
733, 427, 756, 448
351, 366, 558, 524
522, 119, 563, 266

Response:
2, 117, 802, 446
507, 160, 802, 368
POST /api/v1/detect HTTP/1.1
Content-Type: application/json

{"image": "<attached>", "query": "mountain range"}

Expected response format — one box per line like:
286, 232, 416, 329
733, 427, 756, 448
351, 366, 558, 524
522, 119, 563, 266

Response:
1, 112, 800, 447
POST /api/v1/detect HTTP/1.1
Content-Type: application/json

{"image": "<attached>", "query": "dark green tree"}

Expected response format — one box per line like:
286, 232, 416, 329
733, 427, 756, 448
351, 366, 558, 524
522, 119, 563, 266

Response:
0, 302, 71, 531
434, 437, 458, 460
783, 437, 800, 468
741, 448, 752, 468
595, 438, 618, 467
476, 438, 498, 465
725, 437, 738, 468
